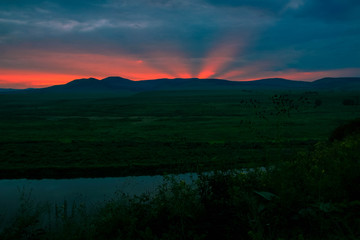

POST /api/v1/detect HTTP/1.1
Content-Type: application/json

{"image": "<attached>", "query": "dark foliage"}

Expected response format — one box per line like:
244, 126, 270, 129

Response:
329, 118, 360, 142
342, 99, 357, 106
1, 133, 359, 240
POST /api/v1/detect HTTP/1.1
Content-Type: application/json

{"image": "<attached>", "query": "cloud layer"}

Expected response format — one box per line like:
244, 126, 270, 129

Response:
0, 0, 359, 87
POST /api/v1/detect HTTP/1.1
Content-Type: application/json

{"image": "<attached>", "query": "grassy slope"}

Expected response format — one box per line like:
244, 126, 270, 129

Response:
0, 90, 359, 178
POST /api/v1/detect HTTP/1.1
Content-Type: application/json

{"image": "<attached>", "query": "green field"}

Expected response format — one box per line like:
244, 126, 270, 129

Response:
0, 90, 359, 178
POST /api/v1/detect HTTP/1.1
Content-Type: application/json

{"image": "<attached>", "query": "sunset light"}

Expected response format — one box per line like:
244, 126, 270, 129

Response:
1, 1, 360, 238
0, 0, 359, 88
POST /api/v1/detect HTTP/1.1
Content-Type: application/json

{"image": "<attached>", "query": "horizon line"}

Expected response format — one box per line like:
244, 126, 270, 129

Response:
1, 75, 360, 90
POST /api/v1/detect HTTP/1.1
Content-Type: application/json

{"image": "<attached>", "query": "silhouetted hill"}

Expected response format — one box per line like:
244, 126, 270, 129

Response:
0, 88, 18, 92
312, 77, 360, 90
101, 76, 133, 86
2, 76, 360, 93
41, 77, 128, 93
136, 78, 241, 90
31, 77, 245, 93
239, 78, 311, 89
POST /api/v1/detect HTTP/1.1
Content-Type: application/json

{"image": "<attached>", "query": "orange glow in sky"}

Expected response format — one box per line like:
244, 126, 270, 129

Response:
197, 70, 215, 79
197, 40, 240, 79
0, 69, 85, 88
0, 50, 178, 88
141, 48, 192, 79
0, 47, 359, 89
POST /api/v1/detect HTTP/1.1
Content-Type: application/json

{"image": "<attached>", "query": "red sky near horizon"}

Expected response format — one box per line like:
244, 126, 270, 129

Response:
1, 47, 359, 89
0, 33, 359, 89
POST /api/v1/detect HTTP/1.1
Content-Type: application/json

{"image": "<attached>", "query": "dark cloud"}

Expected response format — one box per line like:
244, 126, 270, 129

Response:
0, 0, 265, 56
296, 0, 360, 21
205, 0, 288, 10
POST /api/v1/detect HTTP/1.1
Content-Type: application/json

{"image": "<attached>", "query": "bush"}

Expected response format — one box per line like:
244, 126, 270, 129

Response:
314, 99, 322, 107
342, 99, 357, 106
329, 118, 360, 142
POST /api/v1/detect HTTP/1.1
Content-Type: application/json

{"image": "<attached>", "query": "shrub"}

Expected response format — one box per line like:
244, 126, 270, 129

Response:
342, 99, 356, 106
329, 118, 360, 142
314, 99, 322, 107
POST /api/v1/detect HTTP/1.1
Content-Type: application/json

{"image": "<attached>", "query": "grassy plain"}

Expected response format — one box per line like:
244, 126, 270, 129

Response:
0, 89, 359, 178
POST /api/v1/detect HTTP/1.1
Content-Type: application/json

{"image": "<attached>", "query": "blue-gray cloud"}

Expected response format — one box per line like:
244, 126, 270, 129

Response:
204, 0, 288, 11
295, 0, 360, 21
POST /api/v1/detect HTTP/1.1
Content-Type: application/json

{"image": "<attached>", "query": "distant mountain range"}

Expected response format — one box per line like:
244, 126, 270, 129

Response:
2, 77, 360, 93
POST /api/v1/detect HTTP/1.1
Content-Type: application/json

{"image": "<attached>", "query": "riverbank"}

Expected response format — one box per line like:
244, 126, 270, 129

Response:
0, 139, 314, 179
1, 135, 359, 240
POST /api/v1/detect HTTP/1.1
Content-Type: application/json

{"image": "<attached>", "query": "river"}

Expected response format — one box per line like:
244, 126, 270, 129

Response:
0, 173, 197, 229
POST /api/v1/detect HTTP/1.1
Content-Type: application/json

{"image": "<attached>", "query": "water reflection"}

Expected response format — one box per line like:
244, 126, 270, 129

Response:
0, 174, 197, 227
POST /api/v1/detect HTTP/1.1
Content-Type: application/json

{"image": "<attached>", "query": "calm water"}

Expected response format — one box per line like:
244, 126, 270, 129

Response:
0, 174, 197, 227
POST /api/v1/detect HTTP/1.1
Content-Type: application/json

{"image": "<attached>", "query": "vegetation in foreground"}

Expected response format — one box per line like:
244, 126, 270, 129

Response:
1, 128, 359, 240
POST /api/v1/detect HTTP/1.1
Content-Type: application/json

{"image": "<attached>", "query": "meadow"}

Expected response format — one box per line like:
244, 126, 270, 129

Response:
0, 89, 359, 178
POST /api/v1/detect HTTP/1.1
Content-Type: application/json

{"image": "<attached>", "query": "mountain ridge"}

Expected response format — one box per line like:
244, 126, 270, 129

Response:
1, 76, 360, 93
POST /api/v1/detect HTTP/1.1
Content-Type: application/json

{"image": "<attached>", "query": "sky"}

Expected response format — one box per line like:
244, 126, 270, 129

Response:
0, 0, 360, 88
